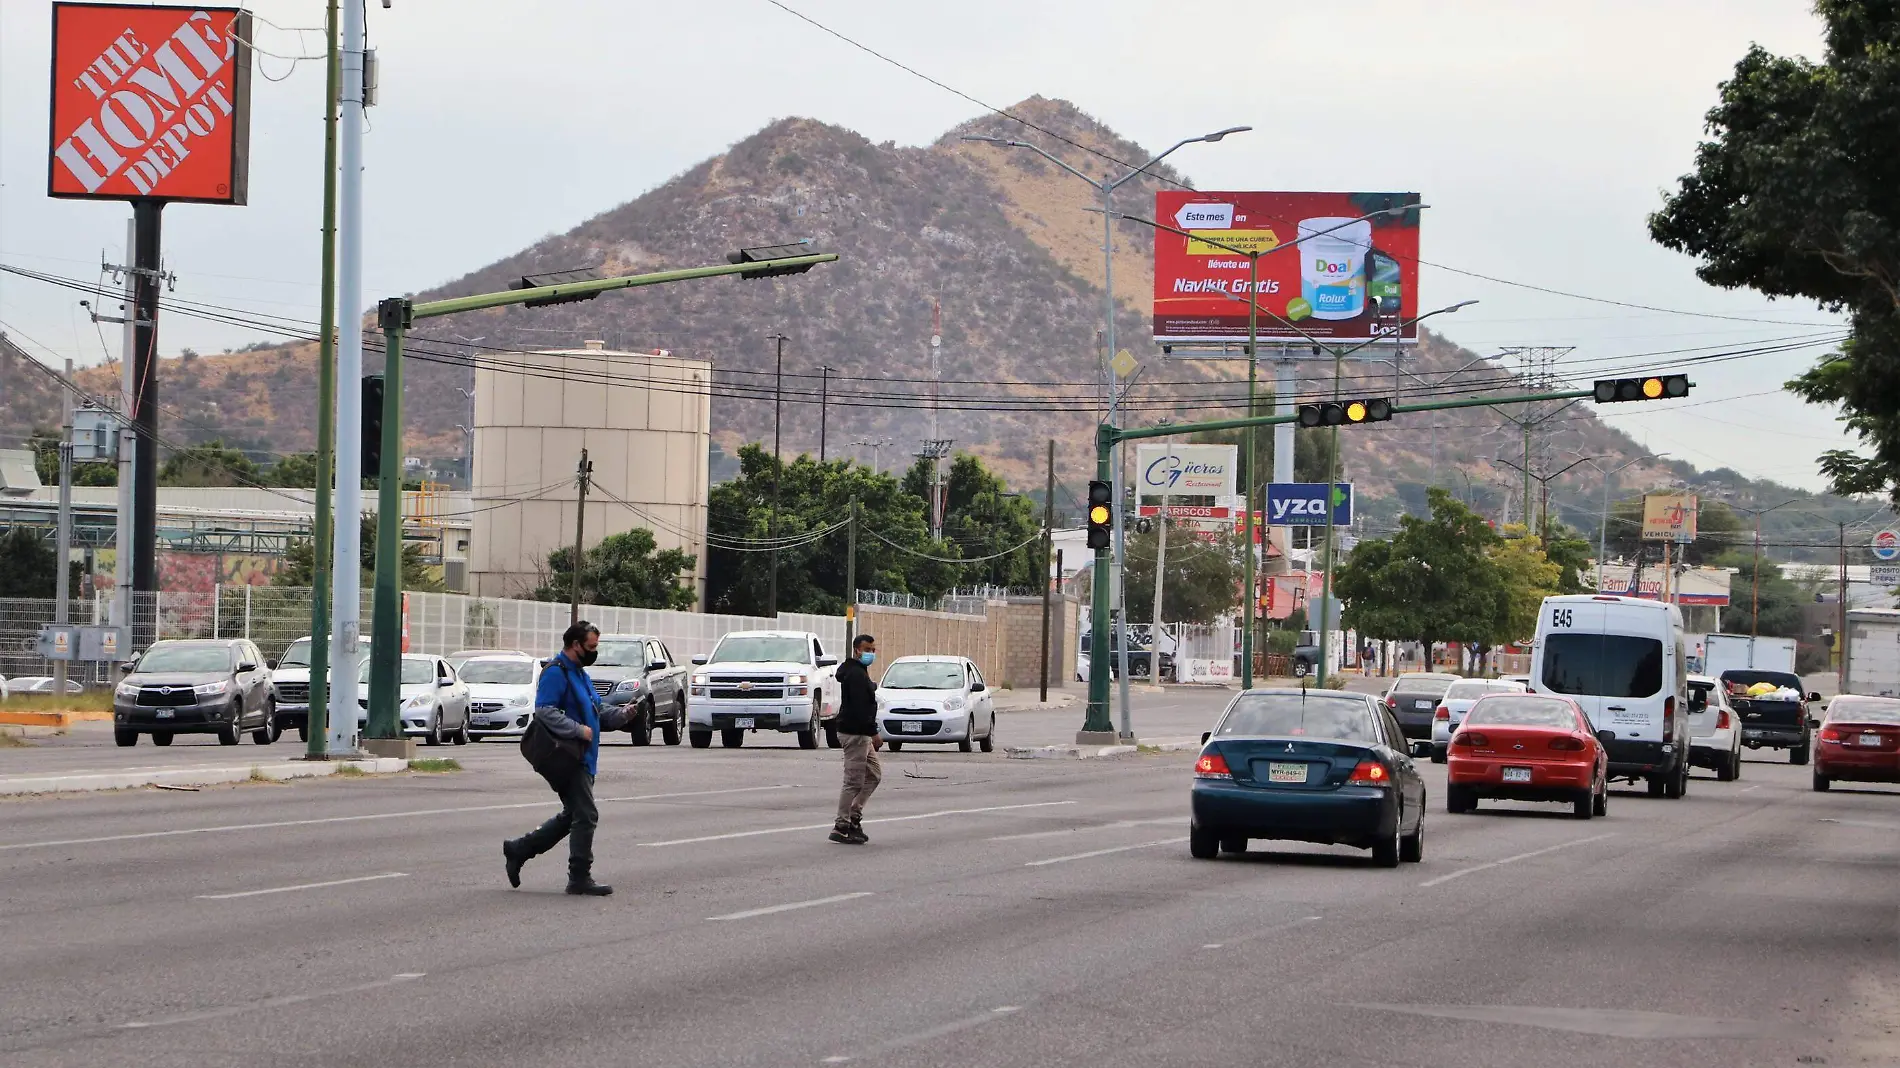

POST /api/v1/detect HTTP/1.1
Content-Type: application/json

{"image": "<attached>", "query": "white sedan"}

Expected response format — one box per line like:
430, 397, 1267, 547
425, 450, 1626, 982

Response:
356, 654, 471, 746
1429, 678, 1528, 762
1687, 673, 1743, 780
877, 656, 997, 753
458, 653, 542, 739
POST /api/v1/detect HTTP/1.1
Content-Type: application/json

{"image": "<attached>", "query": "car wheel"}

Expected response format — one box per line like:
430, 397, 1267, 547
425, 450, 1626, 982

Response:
452, 715, 470, 745
1715, 751, 1735, 781
1293, 662, 1309, 678
115, 728, 138, 747
825, 724, 841, 749
425, 711, 443, 747
797, 725, 820, 750
1592, 781, 1608, 817
979, 717, 995, 753
1572, 790, 1594, 820
689, 729, 712, 749
630, 703, 653, 747
1430, 745, 1447, 764
1400, 814, 1425, 863
720, 728, 744, 748
1189, 824, 1219, 860
1731, 750, 1742, 781
798, 698, 821, 750
251, 720, 278, 745
1371, 821, 1401, 868
297, 724, 308, 742
1790, 738, 1811, 766
1813, 770, 1831, 792
217, 716, 241, 746
1219, 837, 1247, 854
887, 740, 904, 753
152, 731, 173, 746
958, 736, 973, 753
1446, 785, 1474, 814
661, 699, 683, 746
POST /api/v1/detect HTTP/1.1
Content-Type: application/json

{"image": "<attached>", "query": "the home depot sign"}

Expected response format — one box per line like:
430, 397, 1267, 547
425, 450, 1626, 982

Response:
47, 4, 252, 203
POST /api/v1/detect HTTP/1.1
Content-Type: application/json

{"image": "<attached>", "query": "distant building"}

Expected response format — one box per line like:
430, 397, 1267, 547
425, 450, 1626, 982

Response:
467, 341, 711, 605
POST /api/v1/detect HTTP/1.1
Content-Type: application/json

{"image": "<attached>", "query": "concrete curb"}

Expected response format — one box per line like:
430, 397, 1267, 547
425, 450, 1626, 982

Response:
0, 757, 410, 797
0, 709, 112, 728
1002, 739, 1200, 760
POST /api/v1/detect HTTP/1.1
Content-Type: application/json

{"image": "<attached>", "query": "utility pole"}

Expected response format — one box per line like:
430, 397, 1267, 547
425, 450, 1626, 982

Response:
113, 219, 135, 644
844, 496, 859, 643
54, 360, 74, 697
767, 333, 787, 617
129, 200, 163, 645
1040, 439, 1055, 703
817, 365, 835, 461
307, 0, 341, 759
570, 448, 592, 624
1839, 521, 1848, 668
328, 0, 369, 755
1150, 426, 1173, 653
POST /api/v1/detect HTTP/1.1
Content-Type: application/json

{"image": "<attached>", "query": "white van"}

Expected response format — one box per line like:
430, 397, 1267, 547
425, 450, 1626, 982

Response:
1531, 594, 1690, 798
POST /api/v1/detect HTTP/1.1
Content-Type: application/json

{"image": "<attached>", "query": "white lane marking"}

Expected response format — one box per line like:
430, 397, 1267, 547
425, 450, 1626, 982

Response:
822, 1058, 851, 1065
1420, 834, 1614, 888
196, 871, 408, 900
708, 892, 873, 922
992, 1006, 1020, 1014
1024, 836, 1188, 867
643, 801, 1077, 847
122, 973, 423, 1029
987, 817, 1178, 842
0, 785, 794, 852
1819, 817, 1900, 830
1202, 944, 1223, 950
1740, 785, 1762, 792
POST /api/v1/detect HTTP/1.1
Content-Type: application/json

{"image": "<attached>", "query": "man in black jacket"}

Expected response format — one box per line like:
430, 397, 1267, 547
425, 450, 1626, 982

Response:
830, 633, 881, 845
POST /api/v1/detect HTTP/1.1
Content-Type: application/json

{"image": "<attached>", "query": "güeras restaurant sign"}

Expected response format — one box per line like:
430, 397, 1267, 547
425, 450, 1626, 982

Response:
47, 3, 253, 204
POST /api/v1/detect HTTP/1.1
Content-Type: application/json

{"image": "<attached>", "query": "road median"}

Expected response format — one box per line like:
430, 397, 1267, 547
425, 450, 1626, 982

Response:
0, 757, 411, 797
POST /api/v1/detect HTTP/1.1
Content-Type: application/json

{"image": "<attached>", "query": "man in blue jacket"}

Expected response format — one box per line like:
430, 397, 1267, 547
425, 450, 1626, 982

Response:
503, 621, 630, 896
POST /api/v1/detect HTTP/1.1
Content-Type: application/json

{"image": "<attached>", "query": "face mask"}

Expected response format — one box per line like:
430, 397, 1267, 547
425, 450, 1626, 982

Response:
578, 648, 598, 668
859, 652, 875, 666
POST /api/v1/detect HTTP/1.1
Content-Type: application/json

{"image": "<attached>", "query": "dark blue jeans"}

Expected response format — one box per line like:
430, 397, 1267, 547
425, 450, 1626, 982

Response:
514, 768, 597, 882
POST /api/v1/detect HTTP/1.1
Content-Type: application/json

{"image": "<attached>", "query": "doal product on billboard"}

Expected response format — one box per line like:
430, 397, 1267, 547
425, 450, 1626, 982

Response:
1641, 492, 1699, 542
1153, 191, 1421, 344
48, 4, 253, 203
1135, 443, 1237, 498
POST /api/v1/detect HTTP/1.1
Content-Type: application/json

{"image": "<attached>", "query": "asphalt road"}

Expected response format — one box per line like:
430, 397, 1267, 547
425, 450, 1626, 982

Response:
2, 683, 1894, 1068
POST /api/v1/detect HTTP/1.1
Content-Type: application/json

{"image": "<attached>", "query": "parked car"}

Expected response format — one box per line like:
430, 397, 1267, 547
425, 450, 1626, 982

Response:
687, 631, 841, 749
877, 655, 997, 753
1429, 678, 1529, 762
356, 654, 470, 746
112, 638, 277, 747
1077, 629, 1173, 681
1724, 668, 1821, 764
1687, 674, 1743, 781
593, 634, 690, 746
7, 675, 85, 696
1190, 688, 1426, 867
1445, 692, 1611, 819
270, 634, 372, 741
1382, 671, 1461, 748
459, 653, 542, 740
447, 648, 532, 671
1811, 695, 1900, 791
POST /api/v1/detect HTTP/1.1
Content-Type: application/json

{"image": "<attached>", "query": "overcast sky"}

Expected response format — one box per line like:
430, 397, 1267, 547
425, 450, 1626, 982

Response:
0, 0, 1851, 491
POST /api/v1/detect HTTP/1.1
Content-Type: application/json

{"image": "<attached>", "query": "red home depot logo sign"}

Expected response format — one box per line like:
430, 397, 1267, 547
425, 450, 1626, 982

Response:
47, 4, 252, 203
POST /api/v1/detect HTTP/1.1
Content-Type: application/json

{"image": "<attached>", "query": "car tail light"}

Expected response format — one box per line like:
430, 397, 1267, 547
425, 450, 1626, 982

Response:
1716, 708, 1731, 730
1194, 753, 1232, 780
1663, 696, 1675, 743
1384, 696, 1398, 710
1548, 736, 1586, 751
1434, 705, 1451, 721
1347, 760, 1392, 787
1452, 731, 1488, 748
1820, 728, 1842, 743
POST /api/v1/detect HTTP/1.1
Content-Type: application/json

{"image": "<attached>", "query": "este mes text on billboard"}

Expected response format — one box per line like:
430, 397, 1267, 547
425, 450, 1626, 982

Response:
47, 3, 253, 204
1153, 191, 1421, 345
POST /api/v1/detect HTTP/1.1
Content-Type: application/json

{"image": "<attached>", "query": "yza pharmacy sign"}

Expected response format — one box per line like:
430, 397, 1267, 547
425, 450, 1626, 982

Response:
1135, 444, 1237, 498
47, 4, 254, 204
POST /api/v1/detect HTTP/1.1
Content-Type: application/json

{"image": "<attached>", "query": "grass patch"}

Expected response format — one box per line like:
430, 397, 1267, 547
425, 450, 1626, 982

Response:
0, 691, 113, 714
248, 766, 273, 783
408, 758, 461, 773
333, 763, 368, 777
0, 731, 29, 748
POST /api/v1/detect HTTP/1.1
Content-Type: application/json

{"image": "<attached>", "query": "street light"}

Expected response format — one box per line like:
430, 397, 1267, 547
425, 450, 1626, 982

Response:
963, 124, 1249, 742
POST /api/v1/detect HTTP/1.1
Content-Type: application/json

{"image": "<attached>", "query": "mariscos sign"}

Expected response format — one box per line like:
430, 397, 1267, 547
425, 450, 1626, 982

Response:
1152, 190, 1421, 345
47, 3, 253, 203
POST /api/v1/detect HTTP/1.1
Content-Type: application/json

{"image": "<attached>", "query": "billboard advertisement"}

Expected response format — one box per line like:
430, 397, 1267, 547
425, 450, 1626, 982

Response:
48, 4, 253, 203
1153, 191, 1421, 345
1265, 483, 1354, 527
1641, 492, 1699, 542
1135, 443, 1237, 499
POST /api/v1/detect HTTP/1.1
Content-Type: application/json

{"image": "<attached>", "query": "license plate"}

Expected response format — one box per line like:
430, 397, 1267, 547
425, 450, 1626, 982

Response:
1862, 733, 1883, 747
1502, 766, 1533, 783
1267, 761, 1307, 783
156, 709, 174, 719
900, 721, 923, 733
734, 717, 754, 729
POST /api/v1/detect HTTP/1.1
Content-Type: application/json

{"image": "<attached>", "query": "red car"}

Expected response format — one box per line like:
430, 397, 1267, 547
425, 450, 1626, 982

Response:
1812, 695, 1900, 791
1446, 693, 1611, 819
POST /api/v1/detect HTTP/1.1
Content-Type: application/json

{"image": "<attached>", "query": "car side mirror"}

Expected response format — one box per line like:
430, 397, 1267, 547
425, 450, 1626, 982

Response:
238, 662, 257, 673
1808, 716, 1822, 729
691, 655, 708, 666
1201, 731, 1212, 744
120, 660, 136, 673
266, 659, 278, 670
970, 681, 985, 692
1807, 692, 1823, 703
438, 677, 453, 688
648, 661, 666, 672
1596, 729, 1617, 748
816, 655, 838, 668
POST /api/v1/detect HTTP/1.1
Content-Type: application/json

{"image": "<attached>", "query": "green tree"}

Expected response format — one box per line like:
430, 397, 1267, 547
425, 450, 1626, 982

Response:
159, 439, 258, 487
1334, 488, 1510, 660
0, 527, 56, 597
533, 528, 696, 610
1121, 527, 1246, 624
1717, 550, 1811, 638
1490, 525, 1563, 645
1543, 522, 1594, 595
935, 454, 1043, 589
264, 452, 320, 488
1648, 4, 1900, 498
275, 514, 444, 592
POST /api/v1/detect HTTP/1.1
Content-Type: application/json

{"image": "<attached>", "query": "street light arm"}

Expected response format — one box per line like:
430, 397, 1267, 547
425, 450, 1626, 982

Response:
961, 135, 1100, 188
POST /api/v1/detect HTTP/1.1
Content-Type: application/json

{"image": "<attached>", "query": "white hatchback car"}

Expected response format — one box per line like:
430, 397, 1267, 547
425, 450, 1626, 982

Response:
1429, 677, 1529, 761
1687, 673, 1743, 781
877, 656, 997, 753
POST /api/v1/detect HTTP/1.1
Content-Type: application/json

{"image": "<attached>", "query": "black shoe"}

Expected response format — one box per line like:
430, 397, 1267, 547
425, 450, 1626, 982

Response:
502, 841, 525, 888
849, 817, 869, 844
565, 879, 613, 896
829, 819, 858, 844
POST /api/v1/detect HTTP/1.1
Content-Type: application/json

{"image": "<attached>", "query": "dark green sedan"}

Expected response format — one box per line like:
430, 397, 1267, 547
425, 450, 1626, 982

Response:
1190, 689, 1427, 866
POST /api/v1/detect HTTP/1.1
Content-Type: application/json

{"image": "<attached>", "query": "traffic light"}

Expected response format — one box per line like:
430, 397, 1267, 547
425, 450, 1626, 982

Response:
728, 242, 824, 279
1086, 480, 1113, 550
361, 374, 384, 481
1594, 375, 1689, 403
513, 268, 604, 308
1297, 397, 1393, 428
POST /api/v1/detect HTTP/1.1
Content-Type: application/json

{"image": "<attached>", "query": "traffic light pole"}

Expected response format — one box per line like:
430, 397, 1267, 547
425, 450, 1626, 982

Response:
362, 253, 839, 741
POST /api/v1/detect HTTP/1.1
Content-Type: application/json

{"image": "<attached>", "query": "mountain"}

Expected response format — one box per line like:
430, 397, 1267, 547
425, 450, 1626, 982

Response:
0, 98, 1859, 541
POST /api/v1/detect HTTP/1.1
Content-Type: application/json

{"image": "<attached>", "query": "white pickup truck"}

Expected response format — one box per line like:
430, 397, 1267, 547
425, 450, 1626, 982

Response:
687, 630, 842, 750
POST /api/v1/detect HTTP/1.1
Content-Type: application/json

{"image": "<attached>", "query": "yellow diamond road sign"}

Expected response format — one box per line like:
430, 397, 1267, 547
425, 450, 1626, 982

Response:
1111, 349, 1139, 378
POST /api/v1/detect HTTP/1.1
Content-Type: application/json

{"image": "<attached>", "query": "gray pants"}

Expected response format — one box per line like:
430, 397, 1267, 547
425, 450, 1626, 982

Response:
837, 734, 882, 821
513, 768, 597, 882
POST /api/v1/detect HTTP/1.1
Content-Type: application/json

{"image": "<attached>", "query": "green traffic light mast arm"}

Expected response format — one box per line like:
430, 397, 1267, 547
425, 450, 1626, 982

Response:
405, 254, 840, 321
1106, 387, 1601, 444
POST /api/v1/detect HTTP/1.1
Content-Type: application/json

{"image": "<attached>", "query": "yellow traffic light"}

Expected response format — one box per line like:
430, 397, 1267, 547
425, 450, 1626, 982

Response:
1089, 505, 1110, 525
1642, 377, 1664, 399
1346, 401, 1369, 422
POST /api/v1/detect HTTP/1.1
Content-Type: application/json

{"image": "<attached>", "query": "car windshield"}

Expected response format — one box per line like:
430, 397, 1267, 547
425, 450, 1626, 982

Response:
278, 640, 312, 668
459, 659, 534, 685
1828, 697, 1900, 724
1541, 633, 1663, 698
360, 659, 435, 685
1721, 670, 1802, 696
882, 662, 965, 689
136, 644, 233, 673
1466, 696, 1578, 729
593, 640, 648, 667
1392, 677, 1455, 698
710, 637, 808, 664
1216, 694, 1378, 743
